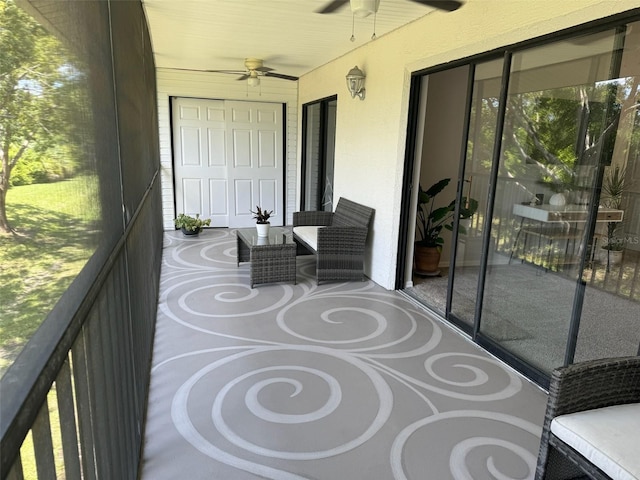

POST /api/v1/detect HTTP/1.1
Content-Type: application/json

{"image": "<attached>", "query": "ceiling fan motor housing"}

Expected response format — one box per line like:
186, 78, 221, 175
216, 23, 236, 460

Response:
244, 58, 264, 70
351, 0, 381, 18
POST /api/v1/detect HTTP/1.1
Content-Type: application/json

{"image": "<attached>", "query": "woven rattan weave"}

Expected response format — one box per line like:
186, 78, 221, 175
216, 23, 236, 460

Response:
293, 198, 374, 284
236, 227, 296, 287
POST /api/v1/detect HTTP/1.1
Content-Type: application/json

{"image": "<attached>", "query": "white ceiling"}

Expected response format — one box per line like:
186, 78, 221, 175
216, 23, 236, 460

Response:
142, 0, 457, 79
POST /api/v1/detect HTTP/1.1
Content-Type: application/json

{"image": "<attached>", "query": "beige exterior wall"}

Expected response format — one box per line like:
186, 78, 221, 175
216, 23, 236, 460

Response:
298, 1, 639, 290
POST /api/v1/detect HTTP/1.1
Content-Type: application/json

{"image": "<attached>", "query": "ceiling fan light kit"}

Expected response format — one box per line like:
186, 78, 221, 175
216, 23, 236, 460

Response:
246, 68, 261, 87
351, 0, 380, 18
346, 65, 366, 100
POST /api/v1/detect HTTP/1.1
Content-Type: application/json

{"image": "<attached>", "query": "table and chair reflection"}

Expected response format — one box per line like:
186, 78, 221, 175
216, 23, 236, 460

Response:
509, 203, 624, 271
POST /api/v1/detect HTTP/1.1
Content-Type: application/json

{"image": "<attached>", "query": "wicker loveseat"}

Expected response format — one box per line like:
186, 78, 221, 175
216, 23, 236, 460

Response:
292, 198, 374, 284
535, 356, 640, 480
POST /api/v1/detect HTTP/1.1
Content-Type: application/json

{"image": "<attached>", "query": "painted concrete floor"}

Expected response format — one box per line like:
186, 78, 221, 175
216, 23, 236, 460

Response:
140, 229, 547, 480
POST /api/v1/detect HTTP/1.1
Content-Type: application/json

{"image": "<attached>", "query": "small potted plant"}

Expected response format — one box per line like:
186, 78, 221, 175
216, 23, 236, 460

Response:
251, 206, 273, 237
415, 178, 478, 274
173, 213, 211, 236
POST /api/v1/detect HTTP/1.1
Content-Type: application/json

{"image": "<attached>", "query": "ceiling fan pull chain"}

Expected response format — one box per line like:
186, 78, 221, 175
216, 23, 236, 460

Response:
371, 11, 377, 40
350, 13, 356, 42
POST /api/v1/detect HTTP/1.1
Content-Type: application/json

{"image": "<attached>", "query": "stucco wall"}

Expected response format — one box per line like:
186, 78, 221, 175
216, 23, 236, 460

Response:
298, 0, 639, 290
156, 69, 298, 230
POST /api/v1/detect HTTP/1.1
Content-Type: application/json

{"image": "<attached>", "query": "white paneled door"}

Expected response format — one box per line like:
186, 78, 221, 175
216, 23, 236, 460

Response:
172, 97, 284, 228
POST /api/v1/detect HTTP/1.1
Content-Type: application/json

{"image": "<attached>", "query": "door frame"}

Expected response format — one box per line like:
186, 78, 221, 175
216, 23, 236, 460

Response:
300, 95, 337, 211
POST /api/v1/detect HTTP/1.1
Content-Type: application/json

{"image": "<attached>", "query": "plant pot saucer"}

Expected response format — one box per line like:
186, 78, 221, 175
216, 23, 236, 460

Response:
414, 268, 441, 277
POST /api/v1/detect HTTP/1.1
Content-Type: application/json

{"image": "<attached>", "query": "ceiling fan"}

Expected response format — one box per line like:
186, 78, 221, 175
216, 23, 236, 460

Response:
173, 58, 298, 86
317, 0, 463, 16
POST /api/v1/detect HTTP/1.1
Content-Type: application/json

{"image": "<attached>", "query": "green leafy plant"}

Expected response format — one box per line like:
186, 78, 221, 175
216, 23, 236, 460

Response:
537, 165, 578, 194
173, 213, 211, 232
601, 163, 626, 210
416, 178, 479, 247
601, 164, 627, 252
251, 206, 273, 224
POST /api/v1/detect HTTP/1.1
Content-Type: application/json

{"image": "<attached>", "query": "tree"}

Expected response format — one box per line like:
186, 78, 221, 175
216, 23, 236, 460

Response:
0, 0, 68, 233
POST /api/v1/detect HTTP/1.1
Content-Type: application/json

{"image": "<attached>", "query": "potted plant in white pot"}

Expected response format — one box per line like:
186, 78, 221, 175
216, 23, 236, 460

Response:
174, 213, 211, 236
415, 178, 478, 275
251, 206, 273, 237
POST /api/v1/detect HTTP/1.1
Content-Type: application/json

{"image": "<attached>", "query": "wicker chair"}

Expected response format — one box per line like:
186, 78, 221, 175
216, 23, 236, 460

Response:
535, 356, 640, 480
292, 198, 374, 284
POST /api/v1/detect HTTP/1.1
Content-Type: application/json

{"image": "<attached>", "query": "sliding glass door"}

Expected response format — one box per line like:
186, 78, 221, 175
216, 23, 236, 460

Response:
449, 60, 503, 329
573, 24, 640, 364
408, 18, 640, 384
479, 28, 634, 375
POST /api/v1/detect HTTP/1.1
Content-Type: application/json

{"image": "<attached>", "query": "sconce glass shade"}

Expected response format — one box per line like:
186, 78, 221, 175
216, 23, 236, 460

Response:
247, 76, 260, 87
346, 65, 366, 100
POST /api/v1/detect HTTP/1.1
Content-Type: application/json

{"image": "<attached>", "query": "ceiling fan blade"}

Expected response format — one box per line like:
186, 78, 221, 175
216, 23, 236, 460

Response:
264, 72, 299, 81
236, 74, 250, 81
206, 69, 246, 74
168, 67, 246, 74
410, 0, 463, 12
255, 66, 274, 73
316, 0, 349, 14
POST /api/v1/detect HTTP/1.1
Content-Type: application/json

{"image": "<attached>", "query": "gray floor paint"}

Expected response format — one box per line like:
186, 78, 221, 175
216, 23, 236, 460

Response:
140, 229, 547, 479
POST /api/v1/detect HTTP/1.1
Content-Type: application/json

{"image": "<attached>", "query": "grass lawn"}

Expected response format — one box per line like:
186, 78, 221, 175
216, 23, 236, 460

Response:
0, 176, 100, 478
0, 175, 100, 375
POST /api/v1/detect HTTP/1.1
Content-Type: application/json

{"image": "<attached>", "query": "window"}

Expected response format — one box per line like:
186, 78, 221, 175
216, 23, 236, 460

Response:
301, 97, 337, 211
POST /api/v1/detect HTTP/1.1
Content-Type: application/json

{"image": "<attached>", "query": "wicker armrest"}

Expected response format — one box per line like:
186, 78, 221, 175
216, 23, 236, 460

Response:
293, 211, 334, 227
316, 226, 368, 254
546, 356, 640, 419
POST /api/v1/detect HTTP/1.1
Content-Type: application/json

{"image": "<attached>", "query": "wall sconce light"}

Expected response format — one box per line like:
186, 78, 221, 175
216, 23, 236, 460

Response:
346, 65, 366, 100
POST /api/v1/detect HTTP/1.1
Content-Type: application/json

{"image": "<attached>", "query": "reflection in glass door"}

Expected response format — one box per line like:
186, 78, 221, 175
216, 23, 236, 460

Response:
574, 22, 640, 364
480, 29, 628, 375
301, 97, 336, 211
450, 60, 503, 329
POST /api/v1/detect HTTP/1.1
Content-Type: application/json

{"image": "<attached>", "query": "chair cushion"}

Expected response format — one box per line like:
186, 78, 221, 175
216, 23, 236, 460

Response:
293, 226, 321, 251
550, 403, 640, 480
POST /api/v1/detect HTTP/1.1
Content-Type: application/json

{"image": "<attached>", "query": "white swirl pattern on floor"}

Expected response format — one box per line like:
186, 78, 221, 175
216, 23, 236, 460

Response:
141, 229, 546, 480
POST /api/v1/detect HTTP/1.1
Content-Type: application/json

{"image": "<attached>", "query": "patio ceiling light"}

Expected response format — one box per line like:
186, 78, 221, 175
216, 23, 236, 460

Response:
351, 0, 380, 18
346, 65, 366, 100
247, 71, 260, 87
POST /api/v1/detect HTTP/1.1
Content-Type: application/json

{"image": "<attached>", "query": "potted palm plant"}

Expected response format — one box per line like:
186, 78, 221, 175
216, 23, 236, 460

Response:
600, 164, 627, 267
415, 178, 478, 275
251, 206, 273, 237
174, 213, 211, 236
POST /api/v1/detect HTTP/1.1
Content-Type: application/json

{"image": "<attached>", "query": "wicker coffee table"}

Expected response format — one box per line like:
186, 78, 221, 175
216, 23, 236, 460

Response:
235, 227, 296, 287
